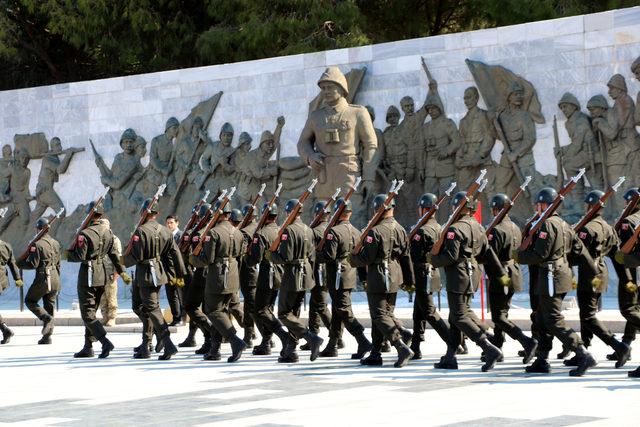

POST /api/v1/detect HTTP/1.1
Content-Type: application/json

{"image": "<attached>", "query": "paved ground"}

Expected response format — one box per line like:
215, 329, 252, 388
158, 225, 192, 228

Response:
1, 326, 638, 426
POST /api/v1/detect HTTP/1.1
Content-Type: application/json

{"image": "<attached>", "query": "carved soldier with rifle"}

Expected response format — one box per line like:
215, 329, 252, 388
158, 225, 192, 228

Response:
196, 122, 236, 195
0, 207, 22, 344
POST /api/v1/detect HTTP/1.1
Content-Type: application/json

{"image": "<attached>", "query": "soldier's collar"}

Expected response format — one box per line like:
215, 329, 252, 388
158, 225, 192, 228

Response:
325, 98, 349, 113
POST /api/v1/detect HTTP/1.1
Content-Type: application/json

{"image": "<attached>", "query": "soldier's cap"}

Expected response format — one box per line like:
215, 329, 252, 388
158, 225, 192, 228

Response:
558, 92, 580, 109
230, 209, 243, 223
35, 217, 49, 230
241, 204, 254, 218
632, 56, 640, 73
260, 130, 274, 144
536, 187, 557, 204
451, 191, 477, 211
586, 94, 609, 110
120, 128, 137, 146
165, 117, 179, 131
585, 190, 605, 205
239, 132, 252, 145
140, 198, 158, 215
335, 197, 352, 213
623, 188, 640, 202
490, 193, 511, 210
317, 66, 349, 96
386, 105, 400, 118
313, 201, 327, 215
284, 199, 299, 214
607, 74, 627, 92
86, 200, 105, 216
419, 193, 437, 209
198, 203, 212, 218
262, 202, 278, 216
214, 200, 232, 214
220, 122, 234, 135
424, 92, 444, 113
508, 81, 524, 95
373, 194, 395, 211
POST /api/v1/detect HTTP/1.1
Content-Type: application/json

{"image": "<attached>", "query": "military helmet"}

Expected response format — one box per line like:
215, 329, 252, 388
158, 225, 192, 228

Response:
451, 191, 477, 211
317, 66, 349, 96
260, 130, 274, 144
424, 92, 444, 113
607, 74, 627, 92
419, 193, 437, 209
536, 187, 557, 204
558, 92, 580, 109
585, 190, 605, 205
140, 198, 158, 215
335, 197, 352, 213
284, 199, 299, 214
241, 204, 254, 218
490, 193, 511, 210
373, 194, 395, 211
238, 132, 252, 146
198, 203, 211, 218
230, 209, 243, 223
386, 105, 400, 119
623, 188, 640, 202
220, 122, 234, 135
313, 201, 327, 215
262, 202, 278, 216
586, 95, 609, 110
86, 200, 104, 215
213, 200, 232, 214
165, 117, 179, 131
120, 128, 137, 147
35, 217, 49, 230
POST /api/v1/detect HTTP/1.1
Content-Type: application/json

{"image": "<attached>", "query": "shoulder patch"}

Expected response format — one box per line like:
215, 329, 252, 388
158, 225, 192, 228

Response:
579, 231, 587, 239
488, 234, 493, 241
205, 235, 211, 242
327, 233, 334, 241
446, 231, 455, 240
365, 235, 373, 244
132, 235, 140, 242
77, 235, 85, 246
281, 233, 288, 241
192, 236, 199, 242
183, 235, 190, 242
413, 234, 421, 241
538, 231, 548, 239
29, 246, 36, 253
253, 237, 258, 244
622, 223, 629, 230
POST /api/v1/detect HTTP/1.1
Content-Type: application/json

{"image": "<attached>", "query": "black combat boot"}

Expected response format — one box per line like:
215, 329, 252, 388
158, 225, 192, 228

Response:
203, 340, 221, 361
178, 326, 197, 348
98, 336, 115, 359
556, 345, 571, 359
40, 314, 55, 337
628, 366, 640, 377
393, 340, 414, 368
337, 338, 345, 349
410, 337, 422, 360
278, 337, 299, 363
478, 337, 503, 372
608, 338, 632, 361
133, 344, 151, 359
243, 329, 254, 349
400, 328, 413, 346
195, 334, 212, 355
0, 322, 14, 344
434, 347, 458, 370
38, 335, 52, 345
380, 340, 391, 353
319, 338, 338, 358
133, 336, 152, 354
563, 354, 581, 366
351, 333, 373, 360
155, 330, 165, 353
526, 356, 551, 373
303, 331, 324, 361
74, 338, 95, 358
252, 338, 272, 356
456, 340, 468, 355
360, 350, 383, 366
569, 345, 597, 377
612, 338, 631, 368
518, 334, 538, 365
228, 335, 247, 363
158, 333, 178, 361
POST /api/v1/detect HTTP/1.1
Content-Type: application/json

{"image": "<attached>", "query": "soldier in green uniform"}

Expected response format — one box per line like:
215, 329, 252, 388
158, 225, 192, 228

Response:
246, 202, 287, 356
270, 199, 324, 363
408, 194, 451, 359
619, 205, 640, 377
191, 201, 247, 363
233, 205, 259, 347
517, 188, 598, 376
0, 236, 22, 344
350, 194, 414, 368
317, 198, 372, 358
431, 192, 508, 372
486, 194, 538, 362
17, 218, 61, 344
566, 190, 630, 368
123, 199, 185, 360
66, 202, 131, 358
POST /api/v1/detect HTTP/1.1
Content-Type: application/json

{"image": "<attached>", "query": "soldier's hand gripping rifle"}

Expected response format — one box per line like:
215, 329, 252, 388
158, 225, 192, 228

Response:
494, 115, 531, 199
123, 184, 166, 256
18, 208, 65, 260
431, 169, 487, 256
269, 179, 318, 252
67, 187, 110, 251
317, 177, 362, 251
615, 190, 640, 232
238, 183, 266, 230
408, 181, 456, 240
574, 176, 625, 232
519, 168, 585, 251
486, 176, 532, 237
192, 187, 236, 256
310, 187, 341, 229
352, 179, 404, 256
247, 183, 283, 254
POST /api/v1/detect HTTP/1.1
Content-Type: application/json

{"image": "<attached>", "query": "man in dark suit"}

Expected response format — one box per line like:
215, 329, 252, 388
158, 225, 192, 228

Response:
166, 215, 185, 326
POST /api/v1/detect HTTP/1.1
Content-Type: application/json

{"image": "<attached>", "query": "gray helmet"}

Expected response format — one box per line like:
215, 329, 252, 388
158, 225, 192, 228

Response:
585, 190, 605, 205
623, 188, 640, 202
536, 187, 558, 204
335, 197, 352, 213
165, 117, 179, 131
607, 74, 627, 92
86, 200, 104, 215
241, 204, 254, 218
284, 199, 299, 214
490, 193, 511, 210
35, 217, 49, 230
120, 128, 137, 147
373, 194, 394, 211
558, 92, 580, 109
313, 201, 327, 215
230, 209, 243, 223
262, 202, 278, 216
386, 105, 400, 120
140, 198, 158, 215
587, 95, 609, 110
198, 203, 211, 218
213, 200, 232, 214
238, 132, 252, 146
220, 122, 234, 135
419, 193, 437, 209
451, 191, 477, 211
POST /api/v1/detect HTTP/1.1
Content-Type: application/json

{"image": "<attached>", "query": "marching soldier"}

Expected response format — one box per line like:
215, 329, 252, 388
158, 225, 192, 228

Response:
350, 194, 414, 368
190, 201, 247, 362
317, 198, 372, 358
517, 187, 598, 376
123, 199, 185, 360
0, 235, 22, 344
270, 199, 324, 363
66, 203, 131, 358
568, 190, 630, 368
408, 194, 451, 359
486, 194, 538, 361
246, 202, 287, 355
619, 213, 640, 377
431, 193, 508, 372
17, 218, 61, 344
235, 205, 260, 347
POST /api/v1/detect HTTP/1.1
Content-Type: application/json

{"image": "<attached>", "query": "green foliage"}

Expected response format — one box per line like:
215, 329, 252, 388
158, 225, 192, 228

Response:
0, 0, 630, 90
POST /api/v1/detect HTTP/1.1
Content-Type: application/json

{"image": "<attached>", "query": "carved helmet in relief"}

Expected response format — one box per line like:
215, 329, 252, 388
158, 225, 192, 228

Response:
558, 92, 580, 109
317, 66, 349, 97
607, 74, 627, 92
165, 117, 179, 131
424, 92, 444, 114
120, 128, 137, 147
586, 95, 609, 110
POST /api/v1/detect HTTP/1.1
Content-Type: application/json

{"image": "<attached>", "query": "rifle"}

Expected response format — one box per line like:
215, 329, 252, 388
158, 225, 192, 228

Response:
494, 116, 531, 198
408, 181, 456, 240
519, 168, 585, 251
180, 189, 225, 252
123, 184, 166, 256
574, 176, 625, 232
237, 183, 266, 230
183, 190, 211, 234
352, 179, 404, 256
310, 187, 341, 229
192, 187, 236, 256
169, 130, 207, 213
18, 208, 65, 260
621, 220, 640, 254
247, 183, 283, 255
67, 186, 110, 251
89, 140, 111, 179
431, 169, 487, 256
420, 56, 435, 85
615, 191, 640, 232
552, 115, 566, 188
269, 179, 318, 252
317, 177, 362, 251
486, 176, 532, 237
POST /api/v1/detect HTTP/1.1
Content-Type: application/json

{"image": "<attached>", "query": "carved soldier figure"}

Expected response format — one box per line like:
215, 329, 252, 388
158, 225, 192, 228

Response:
630, 56, 640, 127
0, 145, 13, 203
174, 117, 210, 189
97, 129, 142, 212
399, 96, 427, 182
365, 106, 385, 203
380, 106, 412, 183
147, 117, 179, 191
556, 93, 602, 201
0, 148, 31, 234
197, 122, 236, 194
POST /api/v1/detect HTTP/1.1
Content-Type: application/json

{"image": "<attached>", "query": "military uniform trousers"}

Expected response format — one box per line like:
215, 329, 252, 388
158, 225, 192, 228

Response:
100, 277, 118, 321
205, 292, 237, 341
614, 262, 639, 343
412, 290, 450, 343
183, 269, 211, 335
132, 281, 166, 342
77, 283, 108, 340
328, 287, 362, 340
254, 284, 279, 341
577, 289, 615, 347
489, 288, 524, 347
536, 293, 582, 356
367, 292, 402, 349
447, 292, 488, 349
278, 290, 308, 340
241, 280, 257, 334
528, 266, 540, 341
25, 282, 57, 320
308, 281, 332, 334
228, 292, 244, 327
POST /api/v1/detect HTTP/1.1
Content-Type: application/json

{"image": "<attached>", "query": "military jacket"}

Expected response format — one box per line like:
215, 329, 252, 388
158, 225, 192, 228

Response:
617, 210, 640, 276
16, 234, 61, 292
0, 239, 20, 292
576, 214, 617, 293
409, 217, 442, 293
312, 220, 328, 289
246, 222, 283, 290
422, 116, 461, 178
457, 106, 494, 166
487, 215, 523, 292
497, 107, 536, 158
562, 111, 600, 170
270, 217, 315, 292
192, 220, 243, 294
239, 221, 259, 288
317, 219, 361, 290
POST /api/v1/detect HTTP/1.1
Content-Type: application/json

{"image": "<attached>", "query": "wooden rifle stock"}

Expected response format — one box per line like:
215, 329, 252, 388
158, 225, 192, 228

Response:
574, 177, 625, 232
192, 187, 236, 256
238, 183, 266, 230
269, 179, 318, 252
615, 192, 640, 232
317, 177, 362, 251
123, 184, 166, 256
19, 208, 65, 260
67, 187, 110, 251
486, 176, 532, 237
310, 187, 341, 229
178, 190, 217, 252
409, 182, 456, 240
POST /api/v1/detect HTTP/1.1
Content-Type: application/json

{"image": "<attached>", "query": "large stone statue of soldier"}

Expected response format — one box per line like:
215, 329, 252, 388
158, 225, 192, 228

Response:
147, 117, 179, 192
197, 122, 236, 194
0, 148, 31, 234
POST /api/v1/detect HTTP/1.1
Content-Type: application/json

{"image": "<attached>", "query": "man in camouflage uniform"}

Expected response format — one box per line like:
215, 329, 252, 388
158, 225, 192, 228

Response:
197, 122, 236, 194
0, 234, 22, 344
350, 195, 414, 368
16, 217, 61, 344
100, 224, 121, 327
66, 203, 131, 358
147, 117, 178, 192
